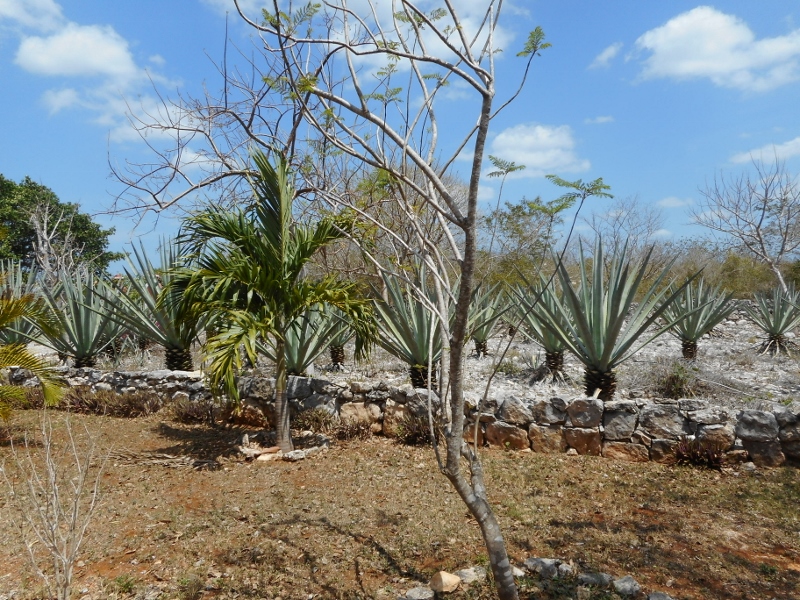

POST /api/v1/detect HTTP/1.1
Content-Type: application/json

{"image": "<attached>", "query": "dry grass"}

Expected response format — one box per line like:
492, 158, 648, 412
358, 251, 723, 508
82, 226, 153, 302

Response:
0, 411, 798, 599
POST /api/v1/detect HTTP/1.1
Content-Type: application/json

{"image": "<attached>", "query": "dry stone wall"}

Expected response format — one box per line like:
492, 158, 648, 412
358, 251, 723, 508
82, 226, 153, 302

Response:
12, 367, 798, 467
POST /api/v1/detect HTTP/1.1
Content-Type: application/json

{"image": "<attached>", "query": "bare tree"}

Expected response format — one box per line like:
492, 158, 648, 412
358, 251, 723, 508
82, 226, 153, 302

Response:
117, 2, 551, 596
28, 203, 88, 286
694, 158, 800, 292
1, 413, 106, 600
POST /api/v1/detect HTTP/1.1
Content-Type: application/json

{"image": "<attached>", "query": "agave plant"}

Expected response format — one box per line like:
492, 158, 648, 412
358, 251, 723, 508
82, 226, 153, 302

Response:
0, 260, 40, 345
104, 241, 199, 371
661, 280, 737, 359
531, 239, 693, 401
373, 270, 443, 390
259, 305, 355, 376
35, 271, 120, 368
747, 284, 800, 355
467, 283, 508, 358
512, 279, 571, 382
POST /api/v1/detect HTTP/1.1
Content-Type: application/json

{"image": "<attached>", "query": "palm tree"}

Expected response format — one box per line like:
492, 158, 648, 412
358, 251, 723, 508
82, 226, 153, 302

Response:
531, 239, 694, 400
0, 267, 63, 417
104, 241, 199, 371
662, 279, 737, 359
171, 149, 373, 452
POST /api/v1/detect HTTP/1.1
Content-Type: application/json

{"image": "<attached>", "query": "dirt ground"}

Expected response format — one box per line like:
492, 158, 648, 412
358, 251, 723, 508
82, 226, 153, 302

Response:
1, 410, 798, 600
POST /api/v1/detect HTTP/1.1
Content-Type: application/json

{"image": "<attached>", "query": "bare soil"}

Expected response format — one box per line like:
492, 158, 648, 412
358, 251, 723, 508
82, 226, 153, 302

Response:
1, 410, 799, 600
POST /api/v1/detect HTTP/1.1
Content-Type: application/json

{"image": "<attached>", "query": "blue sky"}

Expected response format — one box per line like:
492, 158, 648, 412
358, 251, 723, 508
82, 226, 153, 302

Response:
1, 0, 799, 264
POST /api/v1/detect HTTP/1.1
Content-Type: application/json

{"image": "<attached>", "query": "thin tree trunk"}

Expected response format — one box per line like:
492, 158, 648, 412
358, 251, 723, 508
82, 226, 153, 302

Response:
275, 336, 293, 452
442, 93, 518, 600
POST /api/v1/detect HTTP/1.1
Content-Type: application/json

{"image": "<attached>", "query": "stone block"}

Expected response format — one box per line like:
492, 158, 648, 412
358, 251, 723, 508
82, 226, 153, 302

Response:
528, 424, 567, 454
742, 440, 786, 467
497, 394, 533, 425
602, 441, 649, 462
736, 410, 779, 442
603, 410, 638, 441
485, 421, 529, 450
779, 422, 800, 443
463, 423, 485, 446
781, 440, 800, 460
531, 397, 567, 424
567, 398, 603, 428
649, 439, 677, 464
286, 376, 313, 399
695, 423, 736, 450
639, 404, 691, 439
688, 406, 730, 425
564, 427, 601, 455
382, 400, 410, 437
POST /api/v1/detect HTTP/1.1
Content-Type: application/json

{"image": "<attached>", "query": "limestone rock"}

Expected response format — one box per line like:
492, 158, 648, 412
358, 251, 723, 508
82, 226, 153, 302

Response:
736, 410, 779, 442
528, 424, 568, 454
564, 428, 601, 455
497, 394, 533, 425
779, 422, 800, 443
639, 404, 691, 439
287, 376, 313, 400
613, 575, 641, 596
773, 406, 798, 428
577, 572, 613, 587
603, 408, 638, 441
405, 389, 441, 418
688, 406, 730, 425
382, 400, 410, 437
782, 440, 800, 460
282, 450, 306, 462
696, 423, 735, 450
567, 398, 603, 428
602, 441, 649, 462
454, 566, 487, 585
742, 440, 785, 467
404, 586, 434, 600
485, 421, 529, 450
648, 592, 676, 600
429, 571, 460, 593
340, 401, 382, 425
463, 423, 485, 446
524, 557, 560, 579
531, 397, 568, 424
649, 439, 677, 464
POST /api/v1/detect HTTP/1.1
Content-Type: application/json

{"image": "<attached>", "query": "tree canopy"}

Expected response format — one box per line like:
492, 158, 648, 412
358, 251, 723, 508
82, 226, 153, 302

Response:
0, 174, 121, 272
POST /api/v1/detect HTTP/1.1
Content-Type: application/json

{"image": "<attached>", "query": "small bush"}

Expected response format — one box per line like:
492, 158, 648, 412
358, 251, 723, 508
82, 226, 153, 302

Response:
178, 575, 204, 600
335, 420, 373, 441
291, 408, 337, 433
169, 396, 217, 424
395, 414, 441, 446
63, 388, 162, 418
675, 436, 725, 470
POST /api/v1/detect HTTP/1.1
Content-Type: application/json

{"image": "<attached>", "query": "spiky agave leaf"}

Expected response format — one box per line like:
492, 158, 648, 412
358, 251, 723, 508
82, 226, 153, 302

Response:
105, 240, 199, 370
661, 279, 737, 359
747, 284, 800, 355
531, 239, 696, 400
259, 305, 352, 375
373, 269, 442, 371
468, 283, 509, 357
0, 344, 64, 418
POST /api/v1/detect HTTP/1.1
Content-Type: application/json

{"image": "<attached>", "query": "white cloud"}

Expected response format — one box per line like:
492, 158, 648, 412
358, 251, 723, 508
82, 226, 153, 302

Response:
589, 42, 622, 69
653, 228, 672, 238
0, 0, 63, 32
657, 196, 693, 208
478, 184, 495, 202
584, 115, 614, 125
730, 135, 800, 163
42, 87, 80, 113
15, 23, 139, 81
635, 6, 800, 92
488, 123, 590, 178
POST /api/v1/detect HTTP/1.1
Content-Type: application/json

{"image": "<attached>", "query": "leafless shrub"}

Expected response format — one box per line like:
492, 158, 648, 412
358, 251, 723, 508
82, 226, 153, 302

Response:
1, 412, 107, 600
